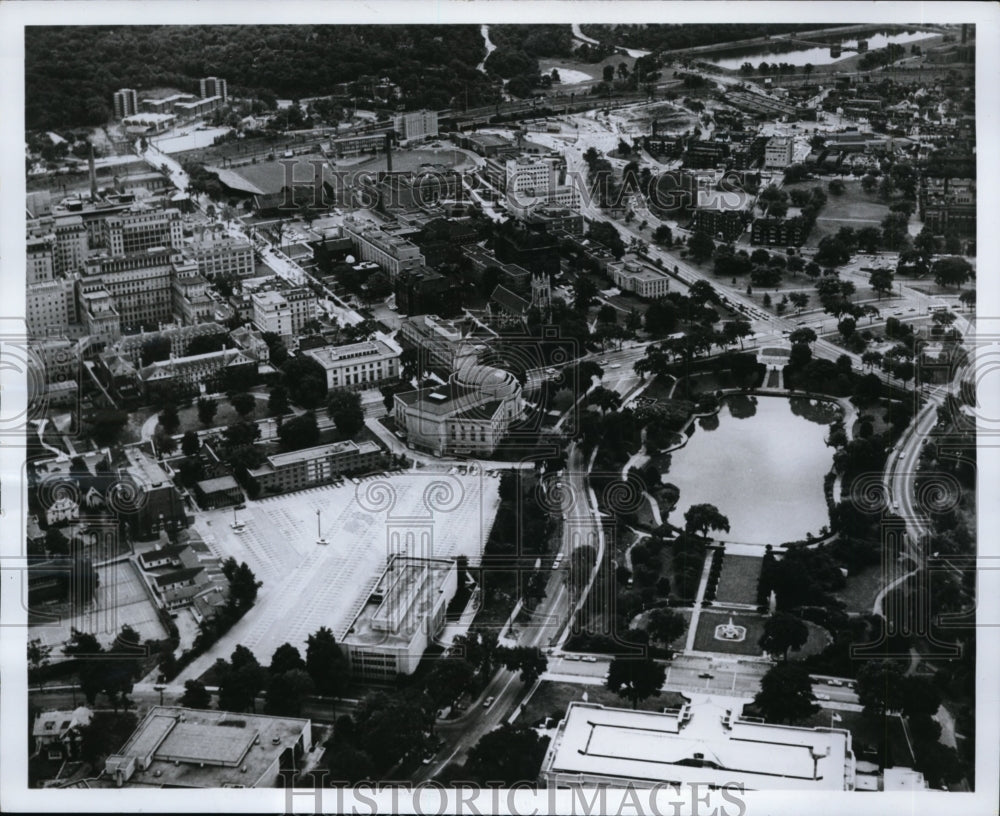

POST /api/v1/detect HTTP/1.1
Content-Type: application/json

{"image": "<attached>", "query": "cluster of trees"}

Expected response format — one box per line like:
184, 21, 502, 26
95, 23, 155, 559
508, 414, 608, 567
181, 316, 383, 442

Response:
26, 25, 497, 130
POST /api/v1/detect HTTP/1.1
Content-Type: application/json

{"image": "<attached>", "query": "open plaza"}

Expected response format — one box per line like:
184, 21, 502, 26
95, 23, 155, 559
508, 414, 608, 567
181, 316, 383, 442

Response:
176, 471, 500, 679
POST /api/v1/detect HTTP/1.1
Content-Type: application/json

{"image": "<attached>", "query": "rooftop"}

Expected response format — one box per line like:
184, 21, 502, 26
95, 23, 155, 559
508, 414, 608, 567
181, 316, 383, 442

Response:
262, 439, 381, 470
543, 697, 854, 791
104, 706, 310, 788
342, 556, 456, 649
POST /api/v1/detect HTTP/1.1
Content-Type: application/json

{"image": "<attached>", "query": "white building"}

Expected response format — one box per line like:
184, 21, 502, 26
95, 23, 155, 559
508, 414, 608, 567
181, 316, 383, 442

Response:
199, 76, 228, 104
113, 88, 139, 119
609, 260, 671, 299
341, 555, 458, 679
764, 136, 794, 170
250, 287, 316, 339
393, 109, 439, 143
342, 217, 426, 280
541, 697, 860, 791
27, 278, 76, 338
393, 343, 524, 457
183, 230, 254, 279
303, 334, 401, 391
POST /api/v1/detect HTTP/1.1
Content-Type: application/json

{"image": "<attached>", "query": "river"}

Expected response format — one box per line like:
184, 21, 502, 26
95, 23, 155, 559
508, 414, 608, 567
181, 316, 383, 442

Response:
704, 29, 939, 71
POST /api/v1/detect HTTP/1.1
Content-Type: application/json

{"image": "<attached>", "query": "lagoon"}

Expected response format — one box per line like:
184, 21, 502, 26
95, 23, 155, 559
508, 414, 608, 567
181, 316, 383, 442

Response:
664, 395, 838, 546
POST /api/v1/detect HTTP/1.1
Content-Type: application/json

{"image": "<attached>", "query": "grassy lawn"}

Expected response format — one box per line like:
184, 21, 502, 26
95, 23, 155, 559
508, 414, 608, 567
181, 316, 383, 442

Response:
798, 709, 914, 769
793, 179, 890, 247
792, 620, 834, 659
834, 564, 885, 614
639, 375, 676, 402
521, 681, 689, 727
692, 609, 766, 656
175, 398, 257, 434
714, 554, 762, 605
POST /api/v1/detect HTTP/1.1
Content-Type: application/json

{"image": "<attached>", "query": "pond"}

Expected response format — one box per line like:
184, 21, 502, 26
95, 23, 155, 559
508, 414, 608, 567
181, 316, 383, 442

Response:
705, 29, 938, 70
663, 395, 838, 545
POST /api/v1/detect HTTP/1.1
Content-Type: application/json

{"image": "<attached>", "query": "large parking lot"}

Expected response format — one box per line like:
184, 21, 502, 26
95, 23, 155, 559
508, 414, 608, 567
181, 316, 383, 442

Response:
176, 472, 501, 679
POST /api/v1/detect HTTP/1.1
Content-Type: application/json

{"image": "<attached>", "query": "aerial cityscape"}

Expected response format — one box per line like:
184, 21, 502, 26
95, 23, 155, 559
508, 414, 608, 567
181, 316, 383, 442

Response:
16, 18, 981, 802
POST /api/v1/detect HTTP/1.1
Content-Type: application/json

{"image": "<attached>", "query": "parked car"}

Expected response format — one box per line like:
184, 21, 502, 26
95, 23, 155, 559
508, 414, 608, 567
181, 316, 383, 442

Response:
698, 672, 714, 679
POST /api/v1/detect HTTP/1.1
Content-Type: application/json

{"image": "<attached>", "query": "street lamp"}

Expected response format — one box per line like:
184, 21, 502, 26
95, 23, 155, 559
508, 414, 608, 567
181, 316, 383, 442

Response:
153, 684, 166, 706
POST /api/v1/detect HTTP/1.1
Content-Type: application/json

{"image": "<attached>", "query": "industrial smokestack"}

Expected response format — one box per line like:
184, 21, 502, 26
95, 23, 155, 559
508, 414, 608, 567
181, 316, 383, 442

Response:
88, 145, 97, 201
384, 131, 393, 173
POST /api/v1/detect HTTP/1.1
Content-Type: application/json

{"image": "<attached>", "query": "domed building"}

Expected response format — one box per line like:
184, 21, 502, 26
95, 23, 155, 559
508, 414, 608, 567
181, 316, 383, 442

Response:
392, 342, 524, 457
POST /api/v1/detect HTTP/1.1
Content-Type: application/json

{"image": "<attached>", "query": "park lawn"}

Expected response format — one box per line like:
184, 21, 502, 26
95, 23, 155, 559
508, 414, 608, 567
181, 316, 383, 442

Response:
798, 179, 890, 246
174, 398, 256, 434
692, 610, 766, 656
790, 620, 833, 659
714, 554, 762, 605
834, 564, 885, 614
521, 681, 688, 727
639, 375, 676, 402
798, 709, 914, 769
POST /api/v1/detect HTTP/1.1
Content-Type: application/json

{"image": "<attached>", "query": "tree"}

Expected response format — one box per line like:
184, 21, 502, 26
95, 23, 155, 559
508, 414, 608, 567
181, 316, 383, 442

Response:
497, 646, 548, 685
856, 659, 908, 716
229, 391, 256, 417
572, 275, 598, 312
684, 503, 730, 539
282, 354, 328, 409
269, 642, 306, 675
856, 226, 881, 253
652, 225, 673, 247
306, 626, 349, 699
265, 669, 314, 717
224, 559, 262, 611
326, 745, 375, 785
828, 178, 846, 195
753, 663, 820, 724
180, 430, 201, 457
869, 268, 894, 300
158, 403, 180, 435
27, 638, 53, 690
606, 654, 666, 709
687, 231, 715, 264
932, 256, 973, 289
589, 386, 622, 414
646, 607, 685, 648
425, 657, 476, 707
197, 397, 218, 426
326, 388, 364, 438
268, 385, 290, 416
45, 526, 70, 557
217, 649, 266, 713
180, 680, 212, 709
603, 65, 615, 83
464, 725, 550, 785
278, 410, 320, 451
758, 612, 809, 660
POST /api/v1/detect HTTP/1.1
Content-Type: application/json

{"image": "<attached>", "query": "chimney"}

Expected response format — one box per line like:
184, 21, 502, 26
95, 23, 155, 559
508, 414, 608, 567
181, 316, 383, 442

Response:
89, 145, 98, 201
385, 132, 393, 173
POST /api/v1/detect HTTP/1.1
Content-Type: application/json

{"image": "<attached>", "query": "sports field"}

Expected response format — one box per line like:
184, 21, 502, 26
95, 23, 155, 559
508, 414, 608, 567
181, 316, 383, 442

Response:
176, 472, 500, 678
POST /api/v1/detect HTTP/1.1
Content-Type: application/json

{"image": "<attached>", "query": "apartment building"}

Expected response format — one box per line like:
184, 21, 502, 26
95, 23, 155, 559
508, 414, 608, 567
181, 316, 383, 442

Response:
183, 230, 254, 279
763, 136, 795, 170
83, 249, 180, 329
392, 109, 439, 142
102, 208, 184, 256
27, 235, 55, 284
246, 439, 382, 496
27, 278, 76, 337
199, 76, 228, 104
113, 88, 139, 119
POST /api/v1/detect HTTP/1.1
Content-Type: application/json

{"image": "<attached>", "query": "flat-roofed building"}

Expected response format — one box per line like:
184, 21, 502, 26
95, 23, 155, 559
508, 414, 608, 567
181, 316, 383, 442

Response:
83, 249, 180, 330
103, 208, 183, 257
118, 446, 188, 537
541, 697, 858, 791
103, 706, 312, 788
113, 88, 139, 119
52, 215, 90, 275
184, 229, 254, 279
393, 109, 439, 142
246, 439, 382, 496
199, 76, 228, 104
342, 217, 426, 280
27, 234, 55, 284
398, 314, 465, 370
27, 278, 76, 337
764, 136, 794, 170
303, 334, 401, 391
341, 555, 458, 679
609, 261, 671, 299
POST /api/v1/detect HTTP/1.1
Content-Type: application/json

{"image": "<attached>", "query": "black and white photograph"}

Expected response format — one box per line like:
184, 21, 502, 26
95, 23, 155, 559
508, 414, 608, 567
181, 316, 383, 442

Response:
1, 2, 998, 814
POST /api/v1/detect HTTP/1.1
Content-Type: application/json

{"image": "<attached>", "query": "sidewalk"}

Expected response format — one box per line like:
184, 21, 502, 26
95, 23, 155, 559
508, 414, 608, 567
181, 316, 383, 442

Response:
682, 550, 717, 653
